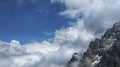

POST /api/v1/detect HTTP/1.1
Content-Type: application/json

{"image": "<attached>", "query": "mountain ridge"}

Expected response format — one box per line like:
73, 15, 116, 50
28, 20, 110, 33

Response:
68, 22, 120, 67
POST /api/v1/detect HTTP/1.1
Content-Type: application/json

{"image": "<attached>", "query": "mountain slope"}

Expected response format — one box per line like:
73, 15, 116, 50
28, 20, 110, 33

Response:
68, 22, 120, 67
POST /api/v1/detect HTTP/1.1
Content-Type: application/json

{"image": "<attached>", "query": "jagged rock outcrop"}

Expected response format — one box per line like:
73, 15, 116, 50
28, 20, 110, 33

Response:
67, 53, 83, 67
68, 22, 120, 67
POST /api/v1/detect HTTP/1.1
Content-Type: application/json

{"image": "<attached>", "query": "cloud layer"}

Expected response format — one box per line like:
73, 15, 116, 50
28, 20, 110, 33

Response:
53, 0, 120, 35
1, 0, 120, 67
0, 20, 93, 67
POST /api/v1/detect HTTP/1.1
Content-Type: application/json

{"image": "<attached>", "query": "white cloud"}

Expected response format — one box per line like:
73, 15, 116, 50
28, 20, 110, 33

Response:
54, 20, 94, 48
10, 40, 20, 46
13, 54, 41, 67
0, 40, 59, 67
0, 19, 94, 67
0, 39, 80, 67
59, 9, 81, 19
53, 0, 120, 36
24, 41, 59, 54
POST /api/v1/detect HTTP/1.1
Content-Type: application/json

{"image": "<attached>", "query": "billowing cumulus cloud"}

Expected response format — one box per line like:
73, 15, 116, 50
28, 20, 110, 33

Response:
54, 20, 94, 50
0, 19, 94, 67
0, 40, 58, 67
1, 0, 120, 67
0, 40, 77, 67
52, 0, 120, 36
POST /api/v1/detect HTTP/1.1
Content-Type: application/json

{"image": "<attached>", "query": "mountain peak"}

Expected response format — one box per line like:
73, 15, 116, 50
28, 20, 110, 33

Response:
113, 22, 120, 30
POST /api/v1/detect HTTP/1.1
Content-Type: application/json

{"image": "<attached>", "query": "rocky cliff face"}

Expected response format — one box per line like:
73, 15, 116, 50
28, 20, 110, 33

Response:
68, 22, 120, 67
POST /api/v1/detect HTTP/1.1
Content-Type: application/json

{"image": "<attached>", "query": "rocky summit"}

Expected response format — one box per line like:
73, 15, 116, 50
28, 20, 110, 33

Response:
68, 22, 120, 67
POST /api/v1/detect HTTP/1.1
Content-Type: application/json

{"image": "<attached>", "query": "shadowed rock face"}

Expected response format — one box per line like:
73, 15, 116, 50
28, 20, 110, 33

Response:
68, 22, 120, 67
67, 53, 83, 67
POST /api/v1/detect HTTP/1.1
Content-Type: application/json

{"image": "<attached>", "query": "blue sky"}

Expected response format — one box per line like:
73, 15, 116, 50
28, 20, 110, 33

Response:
0, 0, 72, 44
